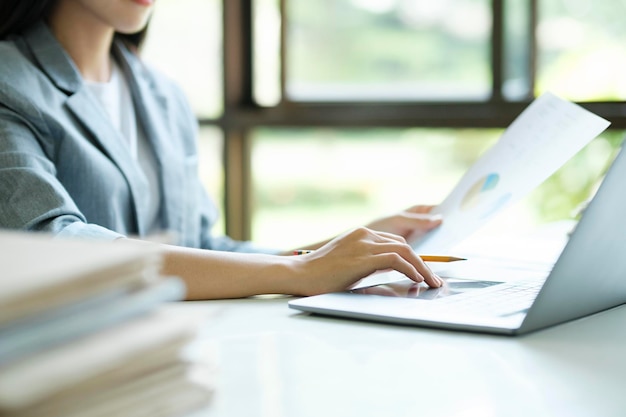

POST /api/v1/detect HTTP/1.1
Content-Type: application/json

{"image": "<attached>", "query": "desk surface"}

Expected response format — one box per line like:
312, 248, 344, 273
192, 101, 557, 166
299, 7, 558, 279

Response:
184, 295, 626, 417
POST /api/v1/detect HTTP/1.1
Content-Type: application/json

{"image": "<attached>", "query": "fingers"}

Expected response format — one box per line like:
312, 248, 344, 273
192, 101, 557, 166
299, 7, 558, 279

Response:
370, 244, 443, 288
422, 270, 444, 288
354, 228, 443, 288
405, 205, 436, 214
402, 205, 443, 227
404, 211, 443, 227
368, 230, 409, 244
364, 206, 442, 238
399, 212, 443, 243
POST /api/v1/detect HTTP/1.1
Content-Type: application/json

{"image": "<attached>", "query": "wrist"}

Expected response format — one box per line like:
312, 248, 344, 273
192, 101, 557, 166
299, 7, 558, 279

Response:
271, 255, 314, 296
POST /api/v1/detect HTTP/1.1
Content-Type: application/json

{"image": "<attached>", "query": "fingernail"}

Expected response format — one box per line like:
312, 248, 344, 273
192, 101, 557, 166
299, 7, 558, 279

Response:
434, 274, 443, 287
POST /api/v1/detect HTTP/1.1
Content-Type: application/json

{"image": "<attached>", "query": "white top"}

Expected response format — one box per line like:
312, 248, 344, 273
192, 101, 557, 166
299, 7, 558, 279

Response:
85, 60, 162, 235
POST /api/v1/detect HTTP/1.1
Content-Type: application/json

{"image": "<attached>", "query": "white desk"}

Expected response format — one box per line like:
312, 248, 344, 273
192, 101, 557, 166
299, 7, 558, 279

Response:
184, 296, 626, 417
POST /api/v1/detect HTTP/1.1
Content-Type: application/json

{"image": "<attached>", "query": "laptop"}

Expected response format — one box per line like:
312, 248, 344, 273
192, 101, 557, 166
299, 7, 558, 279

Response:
289, 127, 626, 336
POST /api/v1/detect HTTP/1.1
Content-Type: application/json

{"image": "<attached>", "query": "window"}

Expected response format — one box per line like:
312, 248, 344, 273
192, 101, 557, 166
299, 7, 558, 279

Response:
143, 0, 626, 245
251, 128, 500, 247
536, 1, 626, 101
285, 0, 492, 101
143, 0, 222, 118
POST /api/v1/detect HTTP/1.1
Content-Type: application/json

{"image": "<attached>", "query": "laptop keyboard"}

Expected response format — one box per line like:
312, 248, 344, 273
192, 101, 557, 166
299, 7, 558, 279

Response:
433, 280, 544, 317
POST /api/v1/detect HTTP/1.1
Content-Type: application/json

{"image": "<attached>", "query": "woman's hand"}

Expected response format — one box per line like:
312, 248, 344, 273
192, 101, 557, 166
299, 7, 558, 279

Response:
288, 227, 443, 296
365, 205, 442, 243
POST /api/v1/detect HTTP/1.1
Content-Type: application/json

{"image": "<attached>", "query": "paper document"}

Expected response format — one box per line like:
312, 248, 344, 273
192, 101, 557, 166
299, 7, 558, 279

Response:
412, 92, 611, 254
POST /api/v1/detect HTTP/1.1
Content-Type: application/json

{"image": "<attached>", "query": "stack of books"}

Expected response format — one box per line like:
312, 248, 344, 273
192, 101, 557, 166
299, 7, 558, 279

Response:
0, 232, 213, 417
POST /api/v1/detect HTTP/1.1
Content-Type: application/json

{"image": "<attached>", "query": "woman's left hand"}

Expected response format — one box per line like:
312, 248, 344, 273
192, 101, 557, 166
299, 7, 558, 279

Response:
365, 205, 443, 244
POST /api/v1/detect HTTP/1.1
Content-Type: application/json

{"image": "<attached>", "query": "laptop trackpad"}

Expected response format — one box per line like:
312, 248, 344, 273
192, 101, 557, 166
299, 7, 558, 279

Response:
349, 278, 501, 300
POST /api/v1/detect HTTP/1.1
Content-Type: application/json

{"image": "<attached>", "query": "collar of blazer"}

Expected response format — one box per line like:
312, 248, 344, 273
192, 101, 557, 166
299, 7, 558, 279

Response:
20, 21, 183, 237
21, 22, 82, 95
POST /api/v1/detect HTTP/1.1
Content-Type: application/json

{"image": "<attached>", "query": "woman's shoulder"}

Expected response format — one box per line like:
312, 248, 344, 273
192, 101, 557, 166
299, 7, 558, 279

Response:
0, 37, 63, 107
0, 23, 83, 101
0, 39, 50, 114
0, 39, 36, 84
0, 40, 63, 122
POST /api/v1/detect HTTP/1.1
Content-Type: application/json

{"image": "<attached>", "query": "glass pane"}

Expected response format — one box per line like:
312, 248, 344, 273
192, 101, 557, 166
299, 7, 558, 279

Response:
251, 129, 496, 248
537, 0, 626, 101
250, 128, 619, 249
286, 0, 492, 102
254, 0, 282, 106
142, 0, 223, 118
197, 126, 225, 235
528, 131, 624, 223
503, 0, 533, 100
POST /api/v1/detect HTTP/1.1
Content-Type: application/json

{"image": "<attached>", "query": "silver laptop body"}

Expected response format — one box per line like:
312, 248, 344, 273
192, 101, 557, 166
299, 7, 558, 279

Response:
288, 146, 626, 335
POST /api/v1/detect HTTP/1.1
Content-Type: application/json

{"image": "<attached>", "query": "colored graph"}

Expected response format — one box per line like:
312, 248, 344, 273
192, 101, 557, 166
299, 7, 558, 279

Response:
460, 173, 500, 211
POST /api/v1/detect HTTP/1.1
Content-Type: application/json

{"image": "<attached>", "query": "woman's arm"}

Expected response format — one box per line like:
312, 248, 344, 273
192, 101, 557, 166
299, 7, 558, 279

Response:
159, 226, 443, 300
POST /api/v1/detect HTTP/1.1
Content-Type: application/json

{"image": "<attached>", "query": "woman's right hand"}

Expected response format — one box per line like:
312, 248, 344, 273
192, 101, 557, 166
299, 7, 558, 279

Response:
287, 227, 443, 296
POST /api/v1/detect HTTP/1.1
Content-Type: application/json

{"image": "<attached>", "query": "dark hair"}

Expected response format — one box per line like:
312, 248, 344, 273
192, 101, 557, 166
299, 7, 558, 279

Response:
0, 0, 56, 39
0, 0, 148, 49
115, 28, 149, 51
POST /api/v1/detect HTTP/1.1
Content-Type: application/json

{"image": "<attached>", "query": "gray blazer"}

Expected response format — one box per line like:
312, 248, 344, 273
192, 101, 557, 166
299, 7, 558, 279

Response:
0, 21, 270, 252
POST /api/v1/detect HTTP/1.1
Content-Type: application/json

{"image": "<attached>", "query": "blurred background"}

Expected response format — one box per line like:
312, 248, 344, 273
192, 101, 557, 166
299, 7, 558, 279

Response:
141, 0, 626, 249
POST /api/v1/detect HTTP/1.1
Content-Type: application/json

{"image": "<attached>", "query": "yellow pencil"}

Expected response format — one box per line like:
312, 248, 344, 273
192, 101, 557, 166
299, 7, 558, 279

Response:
293, 250, 465, 262
419, 255, 466, 263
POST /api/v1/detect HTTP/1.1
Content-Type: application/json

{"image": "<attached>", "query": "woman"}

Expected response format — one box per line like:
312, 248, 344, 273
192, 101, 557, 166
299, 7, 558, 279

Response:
0, 0, 443, 299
